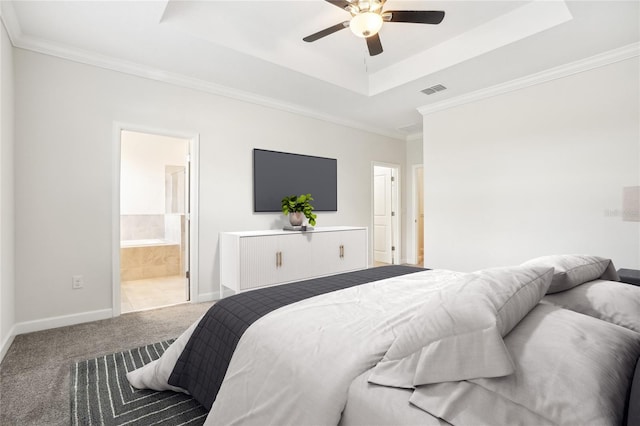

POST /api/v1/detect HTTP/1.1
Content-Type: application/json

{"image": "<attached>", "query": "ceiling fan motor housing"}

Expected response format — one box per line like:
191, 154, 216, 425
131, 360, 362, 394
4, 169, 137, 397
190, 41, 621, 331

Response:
346, 0, 385, 15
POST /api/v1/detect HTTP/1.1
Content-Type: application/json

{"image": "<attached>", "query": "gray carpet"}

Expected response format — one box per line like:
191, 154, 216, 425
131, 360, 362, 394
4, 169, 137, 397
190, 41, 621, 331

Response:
71, 339, 207, 425
0, 302, 213, 425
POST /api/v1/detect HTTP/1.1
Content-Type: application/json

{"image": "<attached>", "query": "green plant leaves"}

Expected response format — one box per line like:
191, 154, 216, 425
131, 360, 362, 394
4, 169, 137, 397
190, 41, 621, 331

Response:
281, 193, 317, 225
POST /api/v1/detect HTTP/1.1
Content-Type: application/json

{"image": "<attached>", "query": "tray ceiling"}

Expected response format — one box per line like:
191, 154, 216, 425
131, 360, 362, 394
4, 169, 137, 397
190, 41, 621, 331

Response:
4, 0, 639, 139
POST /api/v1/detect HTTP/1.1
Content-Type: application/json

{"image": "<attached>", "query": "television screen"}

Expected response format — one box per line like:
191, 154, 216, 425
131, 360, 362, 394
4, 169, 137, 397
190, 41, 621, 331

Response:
253, 149, 337, 212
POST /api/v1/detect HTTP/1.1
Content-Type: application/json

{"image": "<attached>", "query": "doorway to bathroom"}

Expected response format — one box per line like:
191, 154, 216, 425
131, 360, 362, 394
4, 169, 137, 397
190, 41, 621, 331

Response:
119, 130, 191, 313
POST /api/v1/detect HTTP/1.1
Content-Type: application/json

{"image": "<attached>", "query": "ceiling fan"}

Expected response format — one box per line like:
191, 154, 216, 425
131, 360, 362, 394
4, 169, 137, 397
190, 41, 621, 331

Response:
303, 0, 445, 56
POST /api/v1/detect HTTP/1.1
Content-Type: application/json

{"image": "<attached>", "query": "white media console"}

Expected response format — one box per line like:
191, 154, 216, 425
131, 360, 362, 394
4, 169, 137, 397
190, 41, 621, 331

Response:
220, 226, 368, 295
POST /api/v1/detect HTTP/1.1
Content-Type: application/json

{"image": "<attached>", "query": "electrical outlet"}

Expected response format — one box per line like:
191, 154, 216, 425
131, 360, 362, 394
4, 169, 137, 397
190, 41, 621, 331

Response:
72, 275, 84, 289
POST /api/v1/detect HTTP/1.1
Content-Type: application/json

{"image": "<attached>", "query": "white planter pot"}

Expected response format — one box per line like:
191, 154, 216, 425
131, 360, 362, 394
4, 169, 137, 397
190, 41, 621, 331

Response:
289, 212, 304, 226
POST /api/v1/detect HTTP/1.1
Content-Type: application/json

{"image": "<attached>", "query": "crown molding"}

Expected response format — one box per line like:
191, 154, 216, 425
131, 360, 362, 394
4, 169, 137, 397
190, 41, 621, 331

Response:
5, 0, 636, 140
372, 0, 573, 96
0, 1, 22, 42
2, 7, 404, 142
418, 42, 640, 117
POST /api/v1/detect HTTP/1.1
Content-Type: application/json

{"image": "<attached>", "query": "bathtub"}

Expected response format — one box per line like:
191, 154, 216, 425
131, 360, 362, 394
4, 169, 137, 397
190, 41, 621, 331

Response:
120, 239, 182, 280
121, 239, 175, 248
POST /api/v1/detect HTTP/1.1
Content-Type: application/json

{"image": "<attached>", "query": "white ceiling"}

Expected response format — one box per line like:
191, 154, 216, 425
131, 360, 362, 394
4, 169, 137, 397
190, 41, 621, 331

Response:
3, 0, 639, 139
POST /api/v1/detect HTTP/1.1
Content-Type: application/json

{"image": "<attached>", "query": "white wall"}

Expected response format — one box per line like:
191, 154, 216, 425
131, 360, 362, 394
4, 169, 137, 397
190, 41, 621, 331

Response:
13, 49, 406, 326
422, 57, 640, 272
120, 131, 187, 215
0, 19, 15, 360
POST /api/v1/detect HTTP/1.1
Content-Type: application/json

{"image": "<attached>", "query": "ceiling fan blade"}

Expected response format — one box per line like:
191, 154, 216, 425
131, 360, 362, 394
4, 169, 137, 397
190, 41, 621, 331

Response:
303, 21, 349, 42
385, 10, 445, 24
324, 0, 352, 11
366, 33, 383, 56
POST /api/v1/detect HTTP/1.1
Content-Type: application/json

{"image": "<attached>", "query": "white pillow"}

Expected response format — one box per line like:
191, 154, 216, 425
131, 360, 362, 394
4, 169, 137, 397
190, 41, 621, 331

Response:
543, 279, 640, 332
368, 265, 553, 388
410, 304, 640, 426
522, 254, 619, 294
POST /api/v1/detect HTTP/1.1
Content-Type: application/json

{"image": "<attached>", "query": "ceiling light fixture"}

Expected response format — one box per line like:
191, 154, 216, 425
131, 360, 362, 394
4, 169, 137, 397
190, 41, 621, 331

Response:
350, 12, 383, 38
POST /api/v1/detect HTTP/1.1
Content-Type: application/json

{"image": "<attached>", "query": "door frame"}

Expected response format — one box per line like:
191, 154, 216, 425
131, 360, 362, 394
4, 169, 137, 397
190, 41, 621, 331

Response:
410, 164, 424, 265
111, 122, 200, 317
371, 161, 401, 266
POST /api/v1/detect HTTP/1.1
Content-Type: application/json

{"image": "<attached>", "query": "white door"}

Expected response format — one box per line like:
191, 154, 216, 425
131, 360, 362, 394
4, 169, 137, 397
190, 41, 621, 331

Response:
416, 166, 424, 265
374, 166, 393, 264
183, 160, 191, 300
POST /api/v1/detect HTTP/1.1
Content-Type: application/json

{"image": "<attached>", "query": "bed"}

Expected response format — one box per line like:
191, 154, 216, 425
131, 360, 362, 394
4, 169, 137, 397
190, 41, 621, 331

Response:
127, 255, 640, 426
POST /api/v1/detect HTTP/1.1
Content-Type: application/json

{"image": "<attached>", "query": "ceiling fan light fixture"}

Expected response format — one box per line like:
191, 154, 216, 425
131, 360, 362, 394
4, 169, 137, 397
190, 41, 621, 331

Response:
349, 12, 383, 38
303, 1, 445, 57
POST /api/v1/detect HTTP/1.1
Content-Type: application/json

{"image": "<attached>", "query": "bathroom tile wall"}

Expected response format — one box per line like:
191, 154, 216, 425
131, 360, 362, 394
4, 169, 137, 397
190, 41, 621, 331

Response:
120, 244, 181, 281
120, 214, 185, 280
120, 214, 165, 241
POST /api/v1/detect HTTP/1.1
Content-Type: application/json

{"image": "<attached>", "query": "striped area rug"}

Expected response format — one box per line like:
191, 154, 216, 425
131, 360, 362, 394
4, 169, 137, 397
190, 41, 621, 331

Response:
70, 339, 207, 425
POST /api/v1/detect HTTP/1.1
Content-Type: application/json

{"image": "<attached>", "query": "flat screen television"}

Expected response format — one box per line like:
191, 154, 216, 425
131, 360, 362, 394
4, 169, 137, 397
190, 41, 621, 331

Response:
253, 149, 337, 212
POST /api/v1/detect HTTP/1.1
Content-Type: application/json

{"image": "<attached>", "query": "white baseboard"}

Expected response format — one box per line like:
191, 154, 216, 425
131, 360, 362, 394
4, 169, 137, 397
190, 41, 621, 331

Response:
13, 308, 113, 336
0, 325, 16, 364
196, 288, 233, 303
195, 292, 217, 303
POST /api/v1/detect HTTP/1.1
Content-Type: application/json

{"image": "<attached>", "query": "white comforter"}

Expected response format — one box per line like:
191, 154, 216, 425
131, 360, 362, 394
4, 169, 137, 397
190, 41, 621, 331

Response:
128, 269, 463, 425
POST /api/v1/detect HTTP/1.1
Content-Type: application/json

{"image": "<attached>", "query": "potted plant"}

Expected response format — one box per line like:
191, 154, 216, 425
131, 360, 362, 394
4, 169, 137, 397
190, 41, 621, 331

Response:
281, 193, 317, 226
